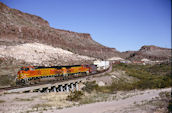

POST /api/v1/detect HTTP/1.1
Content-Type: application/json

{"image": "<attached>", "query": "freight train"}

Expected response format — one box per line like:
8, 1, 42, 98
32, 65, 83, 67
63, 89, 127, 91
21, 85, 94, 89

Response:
16, 64, 97, 85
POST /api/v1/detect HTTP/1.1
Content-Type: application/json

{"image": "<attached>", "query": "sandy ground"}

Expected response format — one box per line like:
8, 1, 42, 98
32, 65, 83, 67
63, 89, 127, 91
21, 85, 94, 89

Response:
0, 88, 170, 113
0, 92, 75, 113
44, 88, 171, 113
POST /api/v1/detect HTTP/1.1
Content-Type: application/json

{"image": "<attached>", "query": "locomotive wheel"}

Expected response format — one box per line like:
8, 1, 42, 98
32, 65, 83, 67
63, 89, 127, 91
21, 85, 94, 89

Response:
19, 79, 26, 85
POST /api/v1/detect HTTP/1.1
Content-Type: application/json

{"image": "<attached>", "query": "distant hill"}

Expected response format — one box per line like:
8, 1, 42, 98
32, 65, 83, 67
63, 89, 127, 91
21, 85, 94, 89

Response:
124, 45, 171, 61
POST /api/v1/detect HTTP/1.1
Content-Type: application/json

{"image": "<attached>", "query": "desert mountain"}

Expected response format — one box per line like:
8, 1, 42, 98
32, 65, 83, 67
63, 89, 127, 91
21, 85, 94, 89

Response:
0, 2, 121, 60
125, 45, 171, 61
0, 2, 171, 65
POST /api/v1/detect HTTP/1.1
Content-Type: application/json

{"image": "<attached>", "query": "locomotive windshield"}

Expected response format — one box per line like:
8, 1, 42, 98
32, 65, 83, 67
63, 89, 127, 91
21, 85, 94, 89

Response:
20, 67, 29, 71
25, 68, 29, 71
20, 67, 24, 70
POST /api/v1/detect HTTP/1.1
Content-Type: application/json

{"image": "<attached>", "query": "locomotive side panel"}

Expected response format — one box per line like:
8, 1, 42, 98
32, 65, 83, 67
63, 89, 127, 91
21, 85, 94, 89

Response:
69, 66, 81, 74
16, 64, 93, 85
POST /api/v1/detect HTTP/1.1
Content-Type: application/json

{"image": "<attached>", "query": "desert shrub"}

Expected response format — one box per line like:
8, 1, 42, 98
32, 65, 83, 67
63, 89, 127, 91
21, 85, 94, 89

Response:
82, 63, 171, 93
0, 58, 3, 64
82, 81, 100, 93
0, 75, 12, 86
112, 63, 172, 90
67, 91, 84, 101
110, 80, 135, 91
97, 86, 113, 93
83, 80, 135, 93
0, 100, 5, 103
82, 81, 112, 93
148, 63, 171, 76
168, 99, 172, 112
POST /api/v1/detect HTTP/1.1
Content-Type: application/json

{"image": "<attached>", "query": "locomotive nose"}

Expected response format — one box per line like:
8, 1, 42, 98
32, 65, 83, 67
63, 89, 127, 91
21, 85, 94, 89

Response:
17, 71, 22, 79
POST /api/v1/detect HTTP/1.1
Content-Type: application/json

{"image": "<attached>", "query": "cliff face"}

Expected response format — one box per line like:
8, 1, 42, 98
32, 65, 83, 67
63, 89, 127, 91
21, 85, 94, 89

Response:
0, 2, 49, 28
0, 2, 120, 59
126, 46, 171, 61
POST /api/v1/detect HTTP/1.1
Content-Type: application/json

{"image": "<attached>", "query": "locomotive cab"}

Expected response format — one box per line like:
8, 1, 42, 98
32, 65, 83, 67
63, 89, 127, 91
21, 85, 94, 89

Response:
16, 66, 35, 84
21, 67, 29, 71
20, 66, 35, 71
17, 67, 27, 80
17, 66, 34, 80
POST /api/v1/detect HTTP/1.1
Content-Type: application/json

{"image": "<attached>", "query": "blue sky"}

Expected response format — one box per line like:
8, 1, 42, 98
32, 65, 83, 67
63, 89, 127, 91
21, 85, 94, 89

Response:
0, 0, 171, 52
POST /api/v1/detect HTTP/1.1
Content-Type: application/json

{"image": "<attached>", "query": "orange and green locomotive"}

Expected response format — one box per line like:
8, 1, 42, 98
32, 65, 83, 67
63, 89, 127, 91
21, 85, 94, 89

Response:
16, 65, 96, 85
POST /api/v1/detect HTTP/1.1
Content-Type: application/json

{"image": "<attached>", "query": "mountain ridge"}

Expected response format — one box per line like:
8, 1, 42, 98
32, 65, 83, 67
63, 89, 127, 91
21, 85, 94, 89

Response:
0, 2, 121, 59
0, 2, 171, 62
125, 45, 171, 61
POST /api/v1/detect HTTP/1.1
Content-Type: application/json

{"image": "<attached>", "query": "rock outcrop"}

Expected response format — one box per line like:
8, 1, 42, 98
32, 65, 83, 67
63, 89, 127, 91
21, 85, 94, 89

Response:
126, 45, 171, 61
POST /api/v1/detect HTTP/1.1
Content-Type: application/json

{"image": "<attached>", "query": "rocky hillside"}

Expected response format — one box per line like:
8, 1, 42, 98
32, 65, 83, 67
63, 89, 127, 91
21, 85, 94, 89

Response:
121, 51, 136, 59
0, 2, 121, 59
0, 2, 171, 64
0, 43, 94, 66
125, 45, 171, 61
0, 2, 121, 83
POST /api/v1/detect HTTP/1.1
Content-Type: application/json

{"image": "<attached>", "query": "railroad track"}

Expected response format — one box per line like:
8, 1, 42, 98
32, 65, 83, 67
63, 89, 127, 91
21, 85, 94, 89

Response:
0, 75, 87, 93
0, 64, 112, 93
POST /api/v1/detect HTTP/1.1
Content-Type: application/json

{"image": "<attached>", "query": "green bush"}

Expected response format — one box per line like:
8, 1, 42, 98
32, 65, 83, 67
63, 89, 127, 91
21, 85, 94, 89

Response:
109, 79, 135, 91
81, 63, 171, 93
67, 91, 84, 101
82, 81, 100, 93
112, 63, 172, 90
0, 100, 5, 103
82, 81, 112, 93
0, 75, 13, 86
168, 99, 172, 112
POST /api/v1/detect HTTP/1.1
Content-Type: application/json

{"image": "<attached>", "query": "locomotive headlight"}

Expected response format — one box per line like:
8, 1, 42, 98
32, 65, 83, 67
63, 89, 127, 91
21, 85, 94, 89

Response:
17, 71, 23, 79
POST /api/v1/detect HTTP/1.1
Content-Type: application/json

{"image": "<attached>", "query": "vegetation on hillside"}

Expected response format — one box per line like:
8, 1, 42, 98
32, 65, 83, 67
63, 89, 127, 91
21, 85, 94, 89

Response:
112, 63, 172, 89
82, 63, 172, 94
67, 91, 84, 101
168, 98, 172, 112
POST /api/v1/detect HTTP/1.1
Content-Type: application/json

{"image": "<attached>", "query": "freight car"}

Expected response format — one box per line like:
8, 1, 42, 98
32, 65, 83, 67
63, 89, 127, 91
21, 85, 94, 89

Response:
16, 64, 97, 85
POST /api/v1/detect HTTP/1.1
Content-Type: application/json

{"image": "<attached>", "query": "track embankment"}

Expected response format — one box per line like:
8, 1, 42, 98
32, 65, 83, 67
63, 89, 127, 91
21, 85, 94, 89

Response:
0, 64, 112, 94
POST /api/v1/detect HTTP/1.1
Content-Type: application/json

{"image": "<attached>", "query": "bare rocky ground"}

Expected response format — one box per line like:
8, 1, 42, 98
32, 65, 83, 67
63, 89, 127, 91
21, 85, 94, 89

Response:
0, 88, 170, 113
0, 42, 95, 66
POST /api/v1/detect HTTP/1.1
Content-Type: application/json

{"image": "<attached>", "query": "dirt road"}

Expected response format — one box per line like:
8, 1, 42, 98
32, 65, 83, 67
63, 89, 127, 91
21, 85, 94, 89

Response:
45, 88, 171, 113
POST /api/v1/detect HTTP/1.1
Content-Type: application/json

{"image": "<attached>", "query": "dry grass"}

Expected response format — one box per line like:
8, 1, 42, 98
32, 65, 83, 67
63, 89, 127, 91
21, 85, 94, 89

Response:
134, 91, 171, 113
0, 99, 5, 103
41, 92, 76, 108
14, 97, 34, 101
79, 92, 111, 104
26, 92, 77, 112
